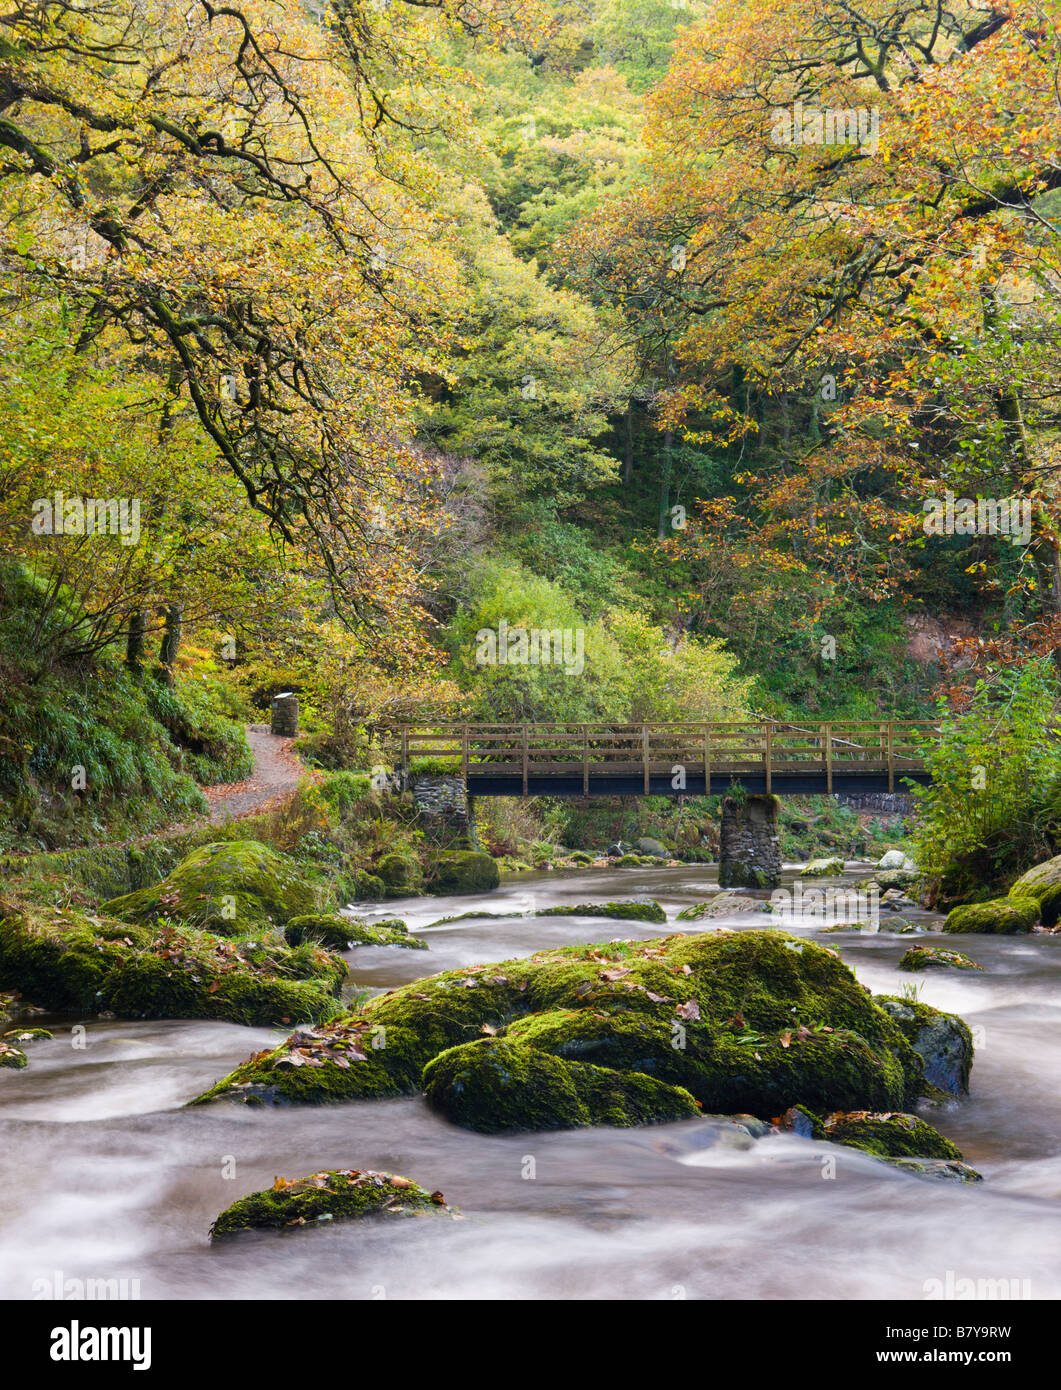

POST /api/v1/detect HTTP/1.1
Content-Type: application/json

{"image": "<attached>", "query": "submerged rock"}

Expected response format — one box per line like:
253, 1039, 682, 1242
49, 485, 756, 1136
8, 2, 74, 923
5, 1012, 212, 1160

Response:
284, 913, 426, 951
210, 1168, 450, 1238
676, 893, 759, 921
899, 946, 983, 973
540, 900, 666, 924
0, 900, 344, 1026
196, 930, 965, 1135
876, 996, 973, 1095
887, 1158, 983, 1183
104, 840, 321, 934
944, 897, 1040, 935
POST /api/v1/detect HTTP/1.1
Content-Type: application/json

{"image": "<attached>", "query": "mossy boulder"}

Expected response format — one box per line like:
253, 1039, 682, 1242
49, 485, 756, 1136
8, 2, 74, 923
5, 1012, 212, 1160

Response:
283, 912, 426, 951
800, 858, 846, 878
876, 996, 973, 1095
347, 870, 386, 902
899, 946, 983, 973
824, 1111, 963, 1160
539, 900, 666, 924
422, 1039, 699, 1132
210, 1168, 448, 1238
944, 896, 1040, 935
0, 901, 342, 1026
426, 851, 500, 896
196, 929, 956, 1132
376, 852, 424, 896
1008, 856, 1061, 927
104, 840, 320, 934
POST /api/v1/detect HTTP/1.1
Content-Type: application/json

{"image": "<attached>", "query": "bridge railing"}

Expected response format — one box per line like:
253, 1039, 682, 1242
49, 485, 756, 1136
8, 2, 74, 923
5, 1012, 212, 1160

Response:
386, 721, 940, 793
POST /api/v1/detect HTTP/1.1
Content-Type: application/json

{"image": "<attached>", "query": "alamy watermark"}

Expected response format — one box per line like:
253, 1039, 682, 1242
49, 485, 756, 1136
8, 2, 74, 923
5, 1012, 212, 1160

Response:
769, 882, 880, 927
31, 492, 141, 547
922, 491, 1031, 547
475, 620, 585, 677
771, 101, 879, 154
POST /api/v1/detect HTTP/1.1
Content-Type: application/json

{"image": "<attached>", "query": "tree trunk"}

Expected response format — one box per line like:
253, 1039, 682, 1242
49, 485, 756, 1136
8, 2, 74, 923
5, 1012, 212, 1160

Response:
125, 609, 146, 674
657, 428, 674, 540
623, 401, 635, 487
158, 604, 182, 682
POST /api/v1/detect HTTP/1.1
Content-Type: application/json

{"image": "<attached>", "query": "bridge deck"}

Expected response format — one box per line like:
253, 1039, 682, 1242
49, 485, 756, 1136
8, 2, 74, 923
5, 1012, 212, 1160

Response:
387, 722, 937, 797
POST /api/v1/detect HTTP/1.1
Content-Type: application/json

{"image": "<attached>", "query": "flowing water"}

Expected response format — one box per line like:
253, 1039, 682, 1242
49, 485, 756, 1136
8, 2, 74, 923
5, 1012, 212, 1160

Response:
2, 864, 1060, 1301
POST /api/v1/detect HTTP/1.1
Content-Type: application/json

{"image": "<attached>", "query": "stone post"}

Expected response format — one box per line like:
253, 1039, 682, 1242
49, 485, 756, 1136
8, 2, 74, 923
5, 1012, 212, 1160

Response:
719, 794, 781, 889
270, 692, 299, 737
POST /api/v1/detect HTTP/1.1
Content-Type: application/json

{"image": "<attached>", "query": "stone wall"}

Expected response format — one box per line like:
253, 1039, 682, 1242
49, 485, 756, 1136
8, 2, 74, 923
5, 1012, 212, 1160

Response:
836, 792, 915, 816
719, 794, 781, 889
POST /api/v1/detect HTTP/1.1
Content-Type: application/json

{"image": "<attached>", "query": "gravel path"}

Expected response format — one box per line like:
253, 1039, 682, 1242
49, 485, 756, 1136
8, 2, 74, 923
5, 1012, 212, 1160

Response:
204, 724, 306, 823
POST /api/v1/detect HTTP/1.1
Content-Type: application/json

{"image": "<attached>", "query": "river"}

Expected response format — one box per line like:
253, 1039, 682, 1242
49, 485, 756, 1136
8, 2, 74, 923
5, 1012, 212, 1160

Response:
2, 863, 1059, 1300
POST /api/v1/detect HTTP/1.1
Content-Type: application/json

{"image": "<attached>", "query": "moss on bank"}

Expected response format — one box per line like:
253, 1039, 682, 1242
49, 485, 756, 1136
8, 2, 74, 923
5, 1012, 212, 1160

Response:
0, 900, 343, 1026
104, 840, 322, 933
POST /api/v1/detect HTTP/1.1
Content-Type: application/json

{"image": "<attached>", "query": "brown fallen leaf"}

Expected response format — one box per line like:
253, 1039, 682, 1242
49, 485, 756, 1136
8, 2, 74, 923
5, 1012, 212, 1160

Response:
675, 999, 701, 1021
779, 1031, 792, 1049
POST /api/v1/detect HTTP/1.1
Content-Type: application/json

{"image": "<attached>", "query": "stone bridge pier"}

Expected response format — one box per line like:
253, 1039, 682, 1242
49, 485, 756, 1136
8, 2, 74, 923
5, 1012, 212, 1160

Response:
718, 794, 782, 890
409, 774, 481, 849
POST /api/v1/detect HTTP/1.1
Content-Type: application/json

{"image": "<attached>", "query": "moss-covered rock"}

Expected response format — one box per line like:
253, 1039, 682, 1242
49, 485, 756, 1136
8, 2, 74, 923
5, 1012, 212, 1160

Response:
0, 1039, 27, 1068
876, 996, 973, 1095
539, 900, 666, 924
888, 1158, 983, 1183
824, 1110, 963, 1160
944, 896, 1040, 935
426, 851, 500, 896
422, 1038, 700, 1133
210, 1168, 449, 1238
1008, 856, 1061, 927
0, 901, 342, 1026
800, 858, 845, 877
376, 852, 424, 896
196, 929, 951, 1132
348, 870, 386, 902
104, 840, 320, 934
899, 946, 983, 973
283, 912, 426, 951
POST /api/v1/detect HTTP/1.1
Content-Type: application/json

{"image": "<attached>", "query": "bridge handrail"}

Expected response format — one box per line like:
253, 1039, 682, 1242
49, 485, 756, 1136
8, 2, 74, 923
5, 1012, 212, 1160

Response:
379, 720, 940, 794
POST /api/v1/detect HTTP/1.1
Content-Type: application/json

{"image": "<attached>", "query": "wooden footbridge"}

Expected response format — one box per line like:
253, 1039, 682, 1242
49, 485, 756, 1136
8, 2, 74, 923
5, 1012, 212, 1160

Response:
389, 722, 937, 797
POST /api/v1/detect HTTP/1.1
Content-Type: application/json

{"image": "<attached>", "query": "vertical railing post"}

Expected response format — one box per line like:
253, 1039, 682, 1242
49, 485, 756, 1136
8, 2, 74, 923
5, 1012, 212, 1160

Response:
462, 724, 469, 782
824, 723, 833, 795
703, 725, 711, 796
582, 724, 589, 797
522, 724, 529, 796
764, 720, 772, 794
401, 726, 409, 783
887, 721, 895, 793
642, 724, 650, 794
